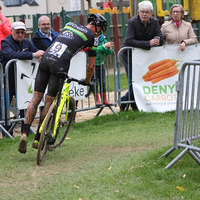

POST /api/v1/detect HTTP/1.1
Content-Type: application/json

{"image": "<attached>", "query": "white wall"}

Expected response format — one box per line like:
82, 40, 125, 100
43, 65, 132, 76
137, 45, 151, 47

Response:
46, 0, 103, 13
1, 1, 47, 28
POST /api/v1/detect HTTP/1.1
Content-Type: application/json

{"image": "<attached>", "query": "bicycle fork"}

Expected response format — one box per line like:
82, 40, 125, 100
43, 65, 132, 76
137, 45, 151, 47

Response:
53, 83, 70, 138
38, 81, 70, 143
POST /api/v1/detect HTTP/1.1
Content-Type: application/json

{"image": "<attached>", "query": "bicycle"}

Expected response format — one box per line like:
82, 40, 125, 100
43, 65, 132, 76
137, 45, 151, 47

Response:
37, 72, 94, 165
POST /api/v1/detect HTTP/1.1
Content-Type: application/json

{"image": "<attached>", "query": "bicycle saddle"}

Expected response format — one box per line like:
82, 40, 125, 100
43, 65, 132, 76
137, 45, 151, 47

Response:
57, 72, 68, 78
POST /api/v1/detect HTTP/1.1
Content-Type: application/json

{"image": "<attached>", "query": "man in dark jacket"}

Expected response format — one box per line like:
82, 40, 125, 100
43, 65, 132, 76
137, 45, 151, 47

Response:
32, 15, 59, 120
0, 21, 44, 137
32, 15, 59, 51
120, 0, 164, 111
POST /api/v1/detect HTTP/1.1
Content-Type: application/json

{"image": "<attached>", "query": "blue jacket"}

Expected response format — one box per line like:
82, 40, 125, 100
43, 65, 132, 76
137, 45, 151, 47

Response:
32, 29, 59, 51
0, 34, 38, 86
0, 34, 38, 67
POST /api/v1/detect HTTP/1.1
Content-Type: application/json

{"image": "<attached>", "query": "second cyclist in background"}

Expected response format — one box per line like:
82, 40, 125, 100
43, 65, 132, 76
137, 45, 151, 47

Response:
18, 13, 108, 154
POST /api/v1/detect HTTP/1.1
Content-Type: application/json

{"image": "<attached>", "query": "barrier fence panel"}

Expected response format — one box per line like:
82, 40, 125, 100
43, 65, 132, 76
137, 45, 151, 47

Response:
0, 63, 5, 123
4, 59, 23, 138
160, 60, 200, 169
117, 47, 136, 111
0, 63, 6, 135
0, 61, 14, 139
75, 51, 118, 117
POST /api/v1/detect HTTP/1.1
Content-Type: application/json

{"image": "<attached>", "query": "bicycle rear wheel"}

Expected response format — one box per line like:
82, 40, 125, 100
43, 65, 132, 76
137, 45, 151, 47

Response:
51, 96, 76, 149
37, 102, 57, 165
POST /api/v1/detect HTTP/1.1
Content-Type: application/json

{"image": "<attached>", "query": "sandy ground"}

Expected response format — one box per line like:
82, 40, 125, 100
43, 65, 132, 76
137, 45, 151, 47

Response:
1, 90, 126, 139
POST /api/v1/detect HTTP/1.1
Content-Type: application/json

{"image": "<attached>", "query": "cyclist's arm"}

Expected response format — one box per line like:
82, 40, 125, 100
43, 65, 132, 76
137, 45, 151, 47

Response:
84, 56, 96, 84
83, 36, 98, 84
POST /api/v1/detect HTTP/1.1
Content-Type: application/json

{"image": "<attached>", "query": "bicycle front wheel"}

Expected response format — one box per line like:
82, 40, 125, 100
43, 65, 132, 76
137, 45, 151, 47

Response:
37, 102, 57, 165
51, 96, 76, 149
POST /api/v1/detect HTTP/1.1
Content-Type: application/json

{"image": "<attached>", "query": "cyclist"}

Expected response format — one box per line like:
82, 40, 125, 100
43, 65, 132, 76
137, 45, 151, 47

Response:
18, 13, 107, 153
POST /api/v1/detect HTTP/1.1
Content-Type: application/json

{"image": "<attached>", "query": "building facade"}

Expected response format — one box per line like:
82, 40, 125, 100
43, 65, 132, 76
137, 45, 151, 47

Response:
1, 0, 103, 28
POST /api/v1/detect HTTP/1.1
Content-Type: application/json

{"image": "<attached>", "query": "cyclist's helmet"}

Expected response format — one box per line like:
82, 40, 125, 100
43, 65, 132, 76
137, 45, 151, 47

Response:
88, 13, 107, 32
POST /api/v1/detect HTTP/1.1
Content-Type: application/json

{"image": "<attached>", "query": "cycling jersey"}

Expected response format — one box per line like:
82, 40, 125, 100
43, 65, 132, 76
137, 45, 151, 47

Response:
56, 22, 98, 58
39, 22, 98, 74
35, 22, 98, 97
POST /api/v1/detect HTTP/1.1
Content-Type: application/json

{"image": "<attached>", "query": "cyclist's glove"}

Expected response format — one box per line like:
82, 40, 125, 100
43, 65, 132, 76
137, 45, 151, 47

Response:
78, 78, 88, 86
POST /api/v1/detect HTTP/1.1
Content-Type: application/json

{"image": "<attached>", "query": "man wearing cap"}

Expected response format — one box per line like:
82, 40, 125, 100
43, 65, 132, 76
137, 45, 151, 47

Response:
0, 21, 44, 137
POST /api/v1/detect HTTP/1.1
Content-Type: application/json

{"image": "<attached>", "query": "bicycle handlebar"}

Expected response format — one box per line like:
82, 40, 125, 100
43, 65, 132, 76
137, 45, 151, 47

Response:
66, 76, 94, 97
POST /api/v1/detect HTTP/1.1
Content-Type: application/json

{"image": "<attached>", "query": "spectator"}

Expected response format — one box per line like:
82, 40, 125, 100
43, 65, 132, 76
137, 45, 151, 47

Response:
161, 4, 198, 51
0, 21, 44, 137
93, 34, 114, 106
103, 0, 113, 10
120, 0, 163, 111
32, 15, 59, 51
0, 5, 11, 50
32, 15, 59, 118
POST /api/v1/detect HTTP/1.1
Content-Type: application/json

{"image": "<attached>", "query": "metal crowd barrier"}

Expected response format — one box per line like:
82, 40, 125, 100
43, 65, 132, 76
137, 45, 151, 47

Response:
0, 61, 14, 139
160, 60, 200, 169
3, 59, 21, 138
117, 47, 136, 110
0, 46, 153, 139
0, 62, 5, 124
0, 63, 11, 138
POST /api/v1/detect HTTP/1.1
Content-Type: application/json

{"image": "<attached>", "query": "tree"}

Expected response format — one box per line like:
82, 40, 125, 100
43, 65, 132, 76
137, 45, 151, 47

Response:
112, 0, 117, 7
119, 0, 123, 12
86, 0, 91, 8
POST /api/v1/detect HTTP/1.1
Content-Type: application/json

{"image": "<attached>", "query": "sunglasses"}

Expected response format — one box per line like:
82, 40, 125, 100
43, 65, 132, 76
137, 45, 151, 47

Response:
15, 31, 25, 35
40, 23, 51, 26
172, 11, 182, 13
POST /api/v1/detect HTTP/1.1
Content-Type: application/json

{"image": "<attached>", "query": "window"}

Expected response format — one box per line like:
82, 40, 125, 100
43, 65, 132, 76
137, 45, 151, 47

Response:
2, 0, 38, 7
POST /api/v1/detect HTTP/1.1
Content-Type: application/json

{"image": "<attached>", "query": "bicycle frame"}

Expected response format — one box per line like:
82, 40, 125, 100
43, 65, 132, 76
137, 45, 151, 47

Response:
39, 81, 71, 138
37, 75, 94, 165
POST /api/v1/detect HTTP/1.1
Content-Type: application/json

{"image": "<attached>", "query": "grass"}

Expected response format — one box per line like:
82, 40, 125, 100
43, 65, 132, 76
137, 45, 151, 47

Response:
107, 72, 128, 92
1, 110, 200, 200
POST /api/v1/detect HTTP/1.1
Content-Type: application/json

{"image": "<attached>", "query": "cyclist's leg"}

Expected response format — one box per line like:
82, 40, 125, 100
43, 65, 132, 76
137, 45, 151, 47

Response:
19, 91, 44, 153
19, 64, 50, 153
33, 73, 60, 147
24, 91, 44, 126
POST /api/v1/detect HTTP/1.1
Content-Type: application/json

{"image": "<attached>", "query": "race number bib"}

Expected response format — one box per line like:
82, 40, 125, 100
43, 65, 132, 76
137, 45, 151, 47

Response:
48, 42, 68, 58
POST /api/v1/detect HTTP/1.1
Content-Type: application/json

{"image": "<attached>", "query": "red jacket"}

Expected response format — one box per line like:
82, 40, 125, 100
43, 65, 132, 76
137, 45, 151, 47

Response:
0, 13, 11, 50
103, 2, 113, 9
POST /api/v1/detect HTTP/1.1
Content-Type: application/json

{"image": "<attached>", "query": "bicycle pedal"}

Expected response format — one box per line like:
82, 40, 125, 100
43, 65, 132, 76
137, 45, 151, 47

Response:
47, 137, 56, 145
63, 121, 69, 126
48, 145, 53, 151
60, 121, 69, 126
